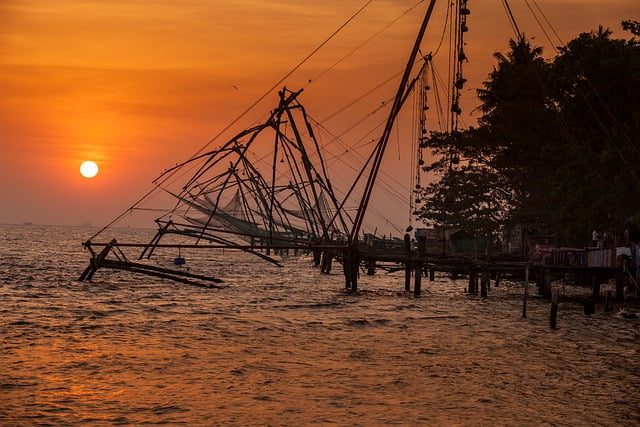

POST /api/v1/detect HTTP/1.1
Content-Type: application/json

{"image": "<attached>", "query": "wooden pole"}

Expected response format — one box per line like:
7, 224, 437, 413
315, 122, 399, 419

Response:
348, 250, 359, 291
366, 260, 376, 276
543, 268, 552, 299
480, 269, 489, 298
469, 269, 477, 295
343, 248, 351, 290
550, 289, 559, 329
522, 266, 529, 318
79, 239, 115, 281
404, 233, 412, 292
414, 263, 422, 297
537, 269, 544, 296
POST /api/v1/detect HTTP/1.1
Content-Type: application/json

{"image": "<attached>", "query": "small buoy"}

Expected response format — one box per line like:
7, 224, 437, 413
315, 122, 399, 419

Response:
174, 257, 186, 266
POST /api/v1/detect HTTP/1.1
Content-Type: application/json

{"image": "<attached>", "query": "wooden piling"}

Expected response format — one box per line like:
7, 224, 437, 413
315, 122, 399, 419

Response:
404, 233, 412, 292
414, 264, 422, 297
429, 269, 435, 282
405, 262, 412, 292
343, 248, 358, 291
325, 251, 333, 274
537, 269, 544, 296
366, 260, 375, 276
550, 289, 559, 329
584, 300, 595, 315
480, 269, 489, 298
543, 269, 552, 299
321, 250, 333, 274
313, 249, 321, 267
469, 270, 477, 295
522, 266, 529, 318
79, 239, 115, 281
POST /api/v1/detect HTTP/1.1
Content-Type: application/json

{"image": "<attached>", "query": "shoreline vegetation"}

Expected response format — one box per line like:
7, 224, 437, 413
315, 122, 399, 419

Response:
417, 21, 640, 250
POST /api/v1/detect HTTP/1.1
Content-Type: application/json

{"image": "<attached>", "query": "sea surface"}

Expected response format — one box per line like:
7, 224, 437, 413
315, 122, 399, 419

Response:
1, 224, 638, 426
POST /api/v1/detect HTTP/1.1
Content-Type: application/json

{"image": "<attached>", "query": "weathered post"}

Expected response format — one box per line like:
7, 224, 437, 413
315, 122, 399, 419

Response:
469, 269, 477, 295
366, 260, 375, 275
405, 263, 412, 292
522, 266, 529, 318
351, 251, 359, 291
480, 268, 489, 298
537, 269, 544, 296
543, 268, 552, 299
343, 247, 358, 291
583, 299, 596, 315
79, 239, 116, 281
325, 251, 333, 274
320, 251, 328, 274
414, 263, 422, 297
550, 289, 559, 329
404, 233, 412, 292
429, 269, 435, 282
344, 249, 351, 290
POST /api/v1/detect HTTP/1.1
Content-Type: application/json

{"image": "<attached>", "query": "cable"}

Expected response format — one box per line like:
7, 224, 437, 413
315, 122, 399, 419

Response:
501, 0, 521, 39
532, 0, 564, 46
305, 0, 426, 88
524, 0, 557, 54
89, 1, 374, 240
321, 71, 402, 123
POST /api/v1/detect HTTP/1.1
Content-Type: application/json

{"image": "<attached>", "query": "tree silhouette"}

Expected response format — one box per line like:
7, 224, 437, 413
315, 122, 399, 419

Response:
418, 27, 640, 247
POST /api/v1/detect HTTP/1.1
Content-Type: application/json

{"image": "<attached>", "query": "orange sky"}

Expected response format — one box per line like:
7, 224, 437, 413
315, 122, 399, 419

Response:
0, 0, 637, 234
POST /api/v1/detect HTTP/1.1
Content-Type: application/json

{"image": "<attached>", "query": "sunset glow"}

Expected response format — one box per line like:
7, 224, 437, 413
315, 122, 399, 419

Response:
0, 0, 637, 227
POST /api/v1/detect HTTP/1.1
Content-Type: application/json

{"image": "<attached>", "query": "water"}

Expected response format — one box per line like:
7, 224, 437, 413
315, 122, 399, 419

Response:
1, 224, 638, 425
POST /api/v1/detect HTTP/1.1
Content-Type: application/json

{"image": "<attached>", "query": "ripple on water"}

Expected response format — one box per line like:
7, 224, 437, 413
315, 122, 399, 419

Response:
1, 224, 639, 425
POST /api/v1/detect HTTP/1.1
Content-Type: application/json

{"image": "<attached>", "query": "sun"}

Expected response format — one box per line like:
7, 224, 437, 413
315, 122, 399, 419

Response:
80, 160, 99, 178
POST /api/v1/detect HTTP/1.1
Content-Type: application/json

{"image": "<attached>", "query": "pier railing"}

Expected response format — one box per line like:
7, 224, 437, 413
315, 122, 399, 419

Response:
549, 247, 620, 268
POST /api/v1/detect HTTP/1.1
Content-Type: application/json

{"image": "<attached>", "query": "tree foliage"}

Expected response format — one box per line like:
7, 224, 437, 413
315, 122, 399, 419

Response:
418, 25, 640, 247
622, 20, 640, 36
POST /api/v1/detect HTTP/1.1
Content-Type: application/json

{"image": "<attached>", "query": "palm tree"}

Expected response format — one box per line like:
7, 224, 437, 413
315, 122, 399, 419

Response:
476, 35, 546, 122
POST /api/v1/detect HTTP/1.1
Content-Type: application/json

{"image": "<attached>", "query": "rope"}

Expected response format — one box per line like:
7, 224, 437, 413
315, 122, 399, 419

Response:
532, 0, 564, 46
187, 0, 375, 162
501, 0, 521, 39
88, 1, 374, 241
305, 0, 426, 88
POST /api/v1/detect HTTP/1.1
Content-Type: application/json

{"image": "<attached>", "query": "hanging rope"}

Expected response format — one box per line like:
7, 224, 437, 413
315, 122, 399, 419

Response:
501, 0, 522, 39
88, 1, 375, 241
305, 0, 426, 88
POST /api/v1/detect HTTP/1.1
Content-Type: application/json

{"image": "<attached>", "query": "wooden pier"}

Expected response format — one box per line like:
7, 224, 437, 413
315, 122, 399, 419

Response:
339, 238, 629, 305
